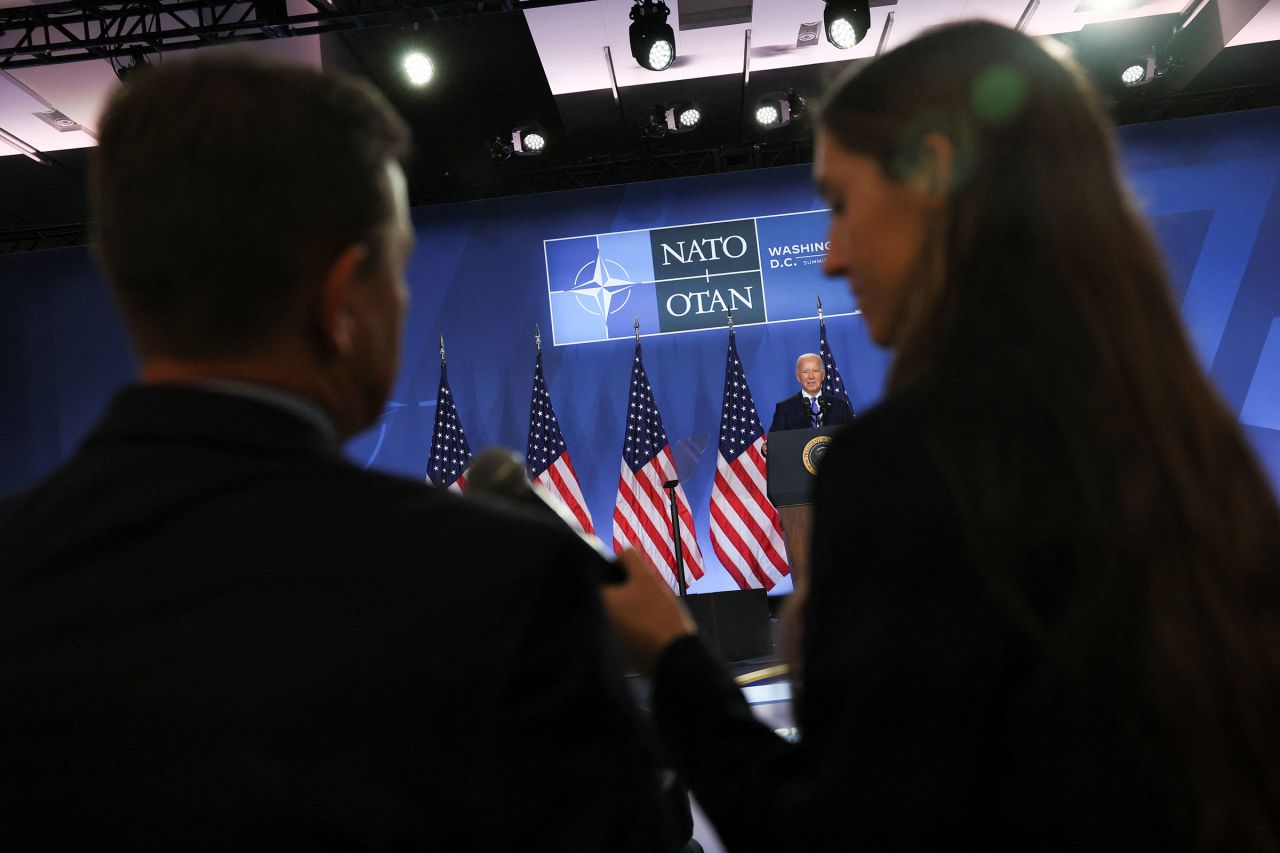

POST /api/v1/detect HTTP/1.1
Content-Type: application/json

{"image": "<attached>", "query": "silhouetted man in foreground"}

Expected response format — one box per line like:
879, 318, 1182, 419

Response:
0, 56, 672, 851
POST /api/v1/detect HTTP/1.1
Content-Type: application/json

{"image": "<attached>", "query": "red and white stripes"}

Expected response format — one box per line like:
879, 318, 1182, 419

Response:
710, 436, 788, 590
612, 447, 705, 592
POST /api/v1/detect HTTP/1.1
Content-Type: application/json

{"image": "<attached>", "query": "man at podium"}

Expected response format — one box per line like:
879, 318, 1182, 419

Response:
768, 353, 856, 432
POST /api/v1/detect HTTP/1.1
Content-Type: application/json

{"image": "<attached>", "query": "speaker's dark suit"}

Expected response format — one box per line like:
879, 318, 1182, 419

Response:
768, 392, 856, 433
0, 385, 672, 851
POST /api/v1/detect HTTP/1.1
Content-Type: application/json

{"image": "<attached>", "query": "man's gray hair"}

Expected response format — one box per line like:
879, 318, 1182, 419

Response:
795, 353, 824, 370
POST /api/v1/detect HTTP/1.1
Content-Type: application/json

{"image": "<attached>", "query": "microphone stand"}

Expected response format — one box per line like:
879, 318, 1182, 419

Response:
662, 479, 688, 599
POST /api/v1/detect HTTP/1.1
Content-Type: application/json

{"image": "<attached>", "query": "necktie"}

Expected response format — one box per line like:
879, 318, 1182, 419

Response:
810, 396, 821, 428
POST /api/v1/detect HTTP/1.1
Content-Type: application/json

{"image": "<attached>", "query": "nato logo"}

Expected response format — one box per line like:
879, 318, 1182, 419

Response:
545, 211, 856, 346
571, 253, 634, 321
546, 231, 660, 345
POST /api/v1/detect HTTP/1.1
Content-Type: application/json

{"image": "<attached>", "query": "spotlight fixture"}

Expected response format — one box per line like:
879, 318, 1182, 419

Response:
1119, 54, 1156, 87
402, 51, 434, 87
1068, 16, 1179, 94
489, 124, 548, 159
629, 0, 676, 72
754, 89, 805, 129
112, 47, 151, 82
520, 129, 547, 153
823, 0, 871, 49
647, 102, 701, 137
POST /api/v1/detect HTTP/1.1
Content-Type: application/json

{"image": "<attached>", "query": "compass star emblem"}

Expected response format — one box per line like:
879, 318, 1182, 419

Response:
570, 252, 635, 326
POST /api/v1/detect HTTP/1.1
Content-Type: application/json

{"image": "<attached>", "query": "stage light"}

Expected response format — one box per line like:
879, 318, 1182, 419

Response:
828, 17, 857, 48
1120, 55, 1155, 86
112, 47, 151, 82
754, 89, 805, 129
824, 0, 871, 49
403, 51, 434, 86
512, 124, 548, 156
1067, 16, 1179, 93
630, 0, 676, 71
488, 124, 549, 159
647, 102, 702, 137
521, 131, 546, 152
648, 39, 674, 70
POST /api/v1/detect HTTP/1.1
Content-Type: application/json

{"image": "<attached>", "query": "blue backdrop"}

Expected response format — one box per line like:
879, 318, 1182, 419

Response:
3, 107, 1279, 596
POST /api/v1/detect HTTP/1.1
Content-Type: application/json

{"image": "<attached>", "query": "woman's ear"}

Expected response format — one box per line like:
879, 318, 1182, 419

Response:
909, 132, 955, 203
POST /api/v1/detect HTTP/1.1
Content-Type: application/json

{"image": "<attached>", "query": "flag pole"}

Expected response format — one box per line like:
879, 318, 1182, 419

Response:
663, 479, 689, 599
636, 313, 688, 598
439, 335, 446, 363
534, 325, 541, 353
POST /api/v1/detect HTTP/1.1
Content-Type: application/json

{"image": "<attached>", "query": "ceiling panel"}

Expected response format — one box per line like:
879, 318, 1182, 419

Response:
1, 0, 1279, 243
1229, 0, 1280, 43
0, 71, 96, 157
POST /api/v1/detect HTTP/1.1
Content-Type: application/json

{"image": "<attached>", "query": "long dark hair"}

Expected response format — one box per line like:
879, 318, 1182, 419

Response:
818, 22, 1280, 849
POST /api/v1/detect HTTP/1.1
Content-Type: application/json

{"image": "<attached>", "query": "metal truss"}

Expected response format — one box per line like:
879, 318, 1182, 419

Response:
0, 1, 517, 69
0, 222, 91, 255
418, 139, 817, 203
0, 140, 814, 253
8, 74, 1280, 254
1113, 81, 1280, 125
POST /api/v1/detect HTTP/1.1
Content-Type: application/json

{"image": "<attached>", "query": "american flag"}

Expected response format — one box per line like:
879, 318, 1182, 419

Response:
612, 341, 705, 592
820, 316, 854, 413
526, 349, 595, 536
426, 353, 472, 493
710, 328, 789, 591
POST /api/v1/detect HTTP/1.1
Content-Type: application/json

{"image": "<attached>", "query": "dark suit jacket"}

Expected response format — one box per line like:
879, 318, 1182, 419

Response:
649, 392, 1182, 851
768, 392, 855, 433
0, 386, 672, 851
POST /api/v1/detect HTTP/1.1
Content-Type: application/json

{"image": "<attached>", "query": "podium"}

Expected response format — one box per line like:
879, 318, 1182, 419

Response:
766, 426, 843, 506
684, 589, 772, 663
766, 426, 843, 591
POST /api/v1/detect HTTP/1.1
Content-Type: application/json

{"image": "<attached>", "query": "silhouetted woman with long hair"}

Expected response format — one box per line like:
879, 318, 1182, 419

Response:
605, 20, 1280, 852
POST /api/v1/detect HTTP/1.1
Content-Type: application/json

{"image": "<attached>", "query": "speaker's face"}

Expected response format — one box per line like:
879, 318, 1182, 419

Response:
796, 356, 825, 395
